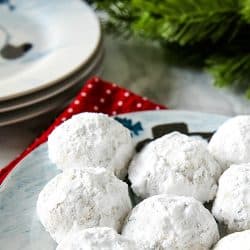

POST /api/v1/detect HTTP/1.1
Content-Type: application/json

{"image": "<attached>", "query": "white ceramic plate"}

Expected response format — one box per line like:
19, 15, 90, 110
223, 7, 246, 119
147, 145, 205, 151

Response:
0, 110, 229, 249
0, 45, 104, 113
0, 0, 101, 101
0, 60, 103, 126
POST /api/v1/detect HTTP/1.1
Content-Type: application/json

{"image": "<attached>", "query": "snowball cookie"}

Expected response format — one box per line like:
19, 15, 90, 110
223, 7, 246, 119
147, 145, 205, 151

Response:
36, 168, 132, 243
122, 195, 219, 250
56, 227, 139, 250
212, 163, 250, 233
208, 115, 250, 171
128, 132, 221, 203
213, 230, 250, 250
48, 112, 133, 179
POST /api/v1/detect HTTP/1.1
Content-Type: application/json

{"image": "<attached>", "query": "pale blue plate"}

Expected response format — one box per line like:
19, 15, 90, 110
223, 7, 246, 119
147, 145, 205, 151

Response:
0, 110, 228, 250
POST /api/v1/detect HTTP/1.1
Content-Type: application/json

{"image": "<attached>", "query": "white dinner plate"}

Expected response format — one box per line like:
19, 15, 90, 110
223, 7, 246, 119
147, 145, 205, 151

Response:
0, 110, 229, 249
0, 45, 104, 113
0, 0, 101, 101
0, 60, 103, 126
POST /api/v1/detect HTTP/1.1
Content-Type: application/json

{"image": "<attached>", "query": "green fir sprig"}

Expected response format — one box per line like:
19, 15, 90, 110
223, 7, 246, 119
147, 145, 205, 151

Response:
90, 0, 250, 98
206, 54, 250, 95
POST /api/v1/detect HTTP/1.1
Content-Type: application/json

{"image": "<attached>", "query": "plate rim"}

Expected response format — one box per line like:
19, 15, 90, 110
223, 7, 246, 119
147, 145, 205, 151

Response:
0, 45, 104, 113
0, 62, 103, 127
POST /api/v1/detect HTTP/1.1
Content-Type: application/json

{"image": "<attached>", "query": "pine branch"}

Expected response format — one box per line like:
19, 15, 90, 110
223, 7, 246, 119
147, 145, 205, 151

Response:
93, 0, 243, 45
206, 54, 250, 98
90, 0, 250, 98
241, 0, 250, 22
134, 0, 243, 45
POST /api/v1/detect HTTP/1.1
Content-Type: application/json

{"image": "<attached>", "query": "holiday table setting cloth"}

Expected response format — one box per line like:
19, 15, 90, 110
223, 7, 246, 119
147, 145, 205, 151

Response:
0, 76, 166, 185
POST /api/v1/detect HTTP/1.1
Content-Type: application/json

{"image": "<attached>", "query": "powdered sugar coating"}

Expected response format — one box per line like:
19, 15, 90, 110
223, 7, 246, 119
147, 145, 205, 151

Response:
122, 195, 219, 250
48, 112, 134, 179
128, 132, 221, 203
213, 230, 250, 250
56, 227, 139, 250
36, 168, 132, 243
212, 163, 250, 233
208, 115, 250, 171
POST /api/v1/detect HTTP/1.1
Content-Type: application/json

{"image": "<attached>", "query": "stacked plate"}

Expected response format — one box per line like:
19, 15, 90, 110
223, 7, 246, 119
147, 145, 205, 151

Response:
0, 0, 103, 126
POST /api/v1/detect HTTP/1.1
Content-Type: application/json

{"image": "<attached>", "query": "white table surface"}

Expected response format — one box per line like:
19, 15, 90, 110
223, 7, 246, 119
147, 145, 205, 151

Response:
0, 35, 250, 169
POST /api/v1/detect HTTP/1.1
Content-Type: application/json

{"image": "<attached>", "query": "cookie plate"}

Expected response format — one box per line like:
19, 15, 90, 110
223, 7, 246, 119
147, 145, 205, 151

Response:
0, 110, 228, 249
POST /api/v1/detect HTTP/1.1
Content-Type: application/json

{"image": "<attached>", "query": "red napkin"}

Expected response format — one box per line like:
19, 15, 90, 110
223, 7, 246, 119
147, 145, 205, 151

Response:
0, 77, 166, 184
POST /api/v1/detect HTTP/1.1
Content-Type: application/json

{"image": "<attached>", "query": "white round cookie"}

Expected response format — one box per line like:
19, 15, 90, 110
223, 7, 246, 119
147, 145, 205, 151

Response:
213, 230, 250, 250
122, 195, 219, 250
36, 168, 132, 243
208, 115, 250, 171
212, 163, 250, 233
56, 227, 139, 250
48, 112, 133, 179
128, 132, 221, 203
